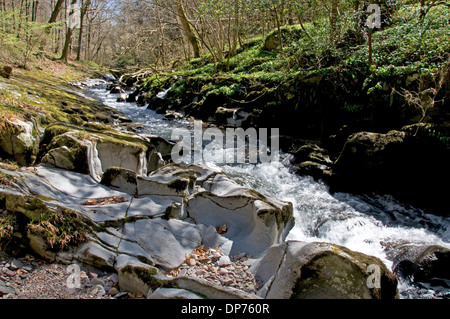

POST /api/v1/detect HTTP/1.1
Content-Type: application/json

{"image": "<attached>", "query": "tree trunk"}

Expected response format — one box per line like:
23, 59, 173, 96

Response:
329, 0, 339, 44
76, 0, 91, 61
231, 0, 239, 56
61, 0, 77, 63
175, 0, 201, 58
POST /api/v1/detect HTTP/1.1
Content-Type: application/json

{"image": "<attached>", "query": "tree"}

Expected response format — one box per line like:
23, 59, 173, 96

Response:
175, 0, 201, 58
61, 0, 78, 63
76, 0, 91, 61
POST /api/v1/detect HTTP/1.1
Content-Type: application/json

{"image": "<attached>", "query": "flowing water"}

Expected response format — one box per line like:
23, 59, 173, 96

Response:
82, 79, 450, 299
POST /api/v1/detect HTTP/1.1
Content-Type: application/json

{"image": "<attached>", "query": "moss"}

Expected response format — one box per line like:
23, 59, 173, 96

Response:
167, 179, 189, 192
101, 167, 137, 187
27, 206, 92, 252
122, 265, 172, 290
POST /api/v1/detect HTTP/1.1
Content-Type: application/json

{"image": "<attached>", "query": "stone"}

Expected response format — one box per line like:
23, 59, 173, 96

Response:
249, 241, 398, 299
0, 65, 13, 79
115, 255, 162, 296
122, 218, 202, 271
0, 118, 39, 166
333, 130, 406, 193
136, 164, 198, 197
295, 161, 333, 181
293, 144, 333, 166
218, 256, 231, 267
10, 259, 23, 270
41, 132, 91, 174
108, 287, 119, 296
147, 288, 203, 299
393, 245, 450, 285
186, 163, 294, 258
91, 277, 106, 286
100, 167, 138, 195
172, 275, 260, 299
0, 280, 15, 295
74, 241, 116, 270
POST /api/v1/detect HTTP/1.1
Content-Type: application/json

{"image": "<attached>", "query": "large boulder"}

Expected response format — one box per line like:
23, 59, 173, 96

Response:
186, 163, 294, 258
334, 130, 406, 184
136, 164, 199, 197
332, 126, 450, 216
39, 123, 172, 181
0, 118, 40, 166
41, 131, 92, 174
249, 241, 398, 299
393, 245, 450, 288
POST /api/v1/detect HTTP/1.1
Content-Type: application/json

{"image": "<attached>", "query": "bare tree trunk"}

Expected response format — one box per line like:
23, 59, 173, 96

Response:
76, 0, 91, 61
231, 0, 239, 56
61, 0, 77, 62
155, 0, 166, 67
175, 0, 201, 58
329, 0, 339, 44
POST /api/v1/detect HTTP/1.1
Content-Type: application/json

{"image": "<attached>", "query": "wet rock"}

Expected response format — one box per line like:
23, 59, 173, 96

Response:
393, 245, 450, 285
148, 288, 203, 299
249, 241, 398, 299
186, 163, 294, 258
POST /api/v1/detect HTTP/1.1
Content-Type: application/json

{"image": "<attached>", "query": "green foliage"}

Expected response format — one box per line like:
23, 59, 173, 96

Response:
0, 10, 62, 68
352, 5, 450, 78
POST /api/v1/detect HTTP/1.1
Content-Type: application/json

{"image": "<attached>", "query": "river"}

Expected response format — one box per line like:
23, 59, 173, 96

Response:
83, 79, 450, 299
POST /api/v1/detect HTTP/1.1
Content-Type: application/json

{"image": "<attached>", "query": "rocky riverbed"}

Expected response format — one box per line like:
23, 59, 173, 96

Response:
3, 73, 447, 300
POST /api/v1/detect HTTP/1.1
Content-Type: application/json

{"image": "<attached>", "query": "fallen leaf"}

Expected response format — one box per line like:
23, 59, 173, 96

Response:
216, 225, 228, 235
83, 196, 128, 206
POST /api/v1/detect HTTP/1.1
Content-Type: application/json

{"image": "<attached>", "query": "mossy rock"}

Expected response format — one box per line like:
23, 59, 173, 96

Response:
116, 257, 171, 296
252, 241, 399, 299
41, 132, 90, 174
264, 26, 303, 51
0, 119, 40, 166
100, 167, 138, 195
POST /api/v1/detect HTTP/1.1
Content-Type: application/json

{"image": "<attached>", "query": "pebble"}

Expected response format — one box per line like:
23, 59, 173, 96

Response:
11, 260, 23, 270
188, 259, 196, 267
109, 274, 119, 283
175, 247, 260, 294
108, 287, 119, 296
218, 256, 231, 267
91, 277, 105, 286
218, 268, 229, 276
5, 270, 15, 277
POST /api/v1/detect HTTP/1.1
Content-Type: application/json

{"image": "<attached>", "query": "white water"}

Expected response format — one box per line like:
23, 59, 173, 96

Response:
84, 80, 450, 299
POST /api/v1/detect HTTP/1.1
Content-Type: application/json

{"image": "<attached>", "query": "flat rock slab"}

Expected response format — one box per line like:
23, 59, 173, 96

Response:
122, 218, 203, 271
33, 165, 130, 203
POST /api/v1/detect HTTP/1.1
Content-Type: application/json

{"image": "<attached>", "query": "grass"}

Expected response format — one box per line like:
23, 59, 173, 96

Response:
27, 206, 91, 251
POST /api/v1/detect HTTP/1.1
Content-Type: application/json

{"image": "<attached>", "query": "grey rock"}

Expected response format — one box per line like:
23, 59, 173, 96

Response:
249, 241, 398, 299
186, 163, 294, 258
0, 280, 15, 295
148, 288, 203, 300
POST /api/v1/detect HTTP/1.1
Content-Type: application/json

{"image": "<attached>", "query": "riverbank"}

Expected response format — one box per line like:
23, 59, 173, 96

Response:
111, 5, 450, 217
0, 58, 400, 300
1, 56, 450, 300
